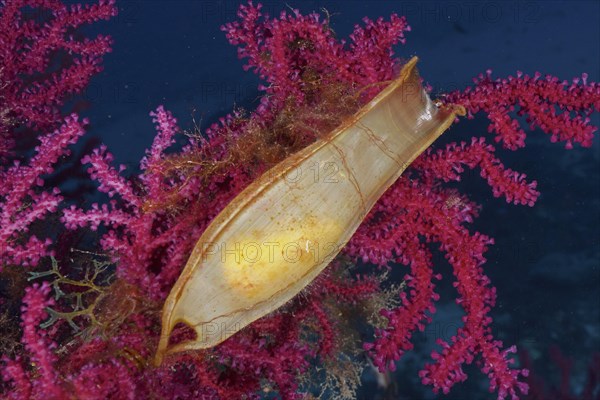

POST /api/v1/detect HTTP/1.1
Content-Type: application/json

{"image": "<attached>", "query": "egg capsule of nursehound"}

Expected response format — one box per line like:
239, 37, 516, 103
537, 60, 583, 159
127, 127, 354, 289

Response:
154, 57, 464, 366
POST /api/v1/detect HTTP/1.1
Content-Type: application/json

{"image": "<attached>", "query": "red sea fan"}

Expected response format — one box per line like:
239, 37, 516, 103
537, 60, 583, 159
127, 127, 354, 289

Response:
0, 114, 86, 268
0, 0, 116, 268
0, 0, 116, 137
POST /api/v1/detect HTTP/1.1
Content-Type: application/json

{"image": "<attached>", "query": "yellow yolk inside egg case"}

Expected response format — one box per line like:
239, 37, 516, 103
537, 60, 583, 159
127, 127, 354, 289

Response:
221, 216, 342, 300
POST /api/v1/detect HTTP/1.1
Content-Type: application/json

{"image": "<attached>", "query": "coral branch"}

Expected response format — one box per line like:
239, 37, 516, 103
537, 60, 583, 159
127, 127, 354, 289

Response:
447, 70, 600, 150
0, 115, 86, 268
0, 0, 116, 267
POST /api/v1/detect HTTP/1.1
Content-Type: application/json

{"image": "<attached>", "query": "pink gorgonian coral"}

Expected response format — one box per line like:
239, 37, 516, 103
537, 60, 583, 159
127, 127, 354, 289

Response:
0, 0, 116, 267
